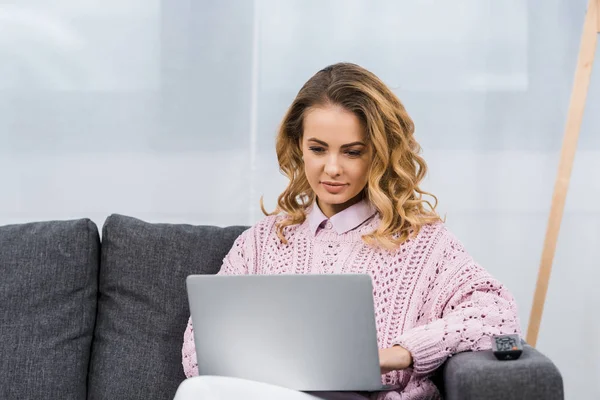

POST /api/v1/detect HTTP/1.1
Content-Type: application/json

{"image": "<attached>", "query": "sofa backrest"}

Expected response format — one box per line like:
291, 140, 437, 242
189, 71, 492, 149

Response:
0, 215, 248, 400
0, 219, 100, 400
87, 214, 247, 400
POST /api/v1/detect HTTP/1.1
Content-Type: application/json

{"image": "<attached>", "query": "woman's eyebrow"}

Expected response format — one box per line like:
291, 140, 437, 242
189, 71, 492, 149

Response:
307, 138, 366, 148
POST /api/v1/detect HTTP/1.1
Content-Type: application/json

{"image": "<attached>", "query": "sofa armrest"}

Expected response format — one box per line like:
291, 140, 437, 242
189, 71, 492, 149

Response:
440, 344, 564, 400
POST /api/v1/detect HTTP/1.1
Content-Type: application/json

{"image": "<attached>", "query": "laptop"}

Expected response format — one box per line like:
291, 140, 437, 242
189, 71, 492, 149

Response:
186, 274, 396, 392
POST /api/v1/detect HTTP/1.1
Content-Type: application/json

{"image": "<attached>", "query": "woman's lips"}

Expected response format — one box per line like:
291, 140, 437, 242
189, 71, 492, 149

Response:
321, 182, 347, 194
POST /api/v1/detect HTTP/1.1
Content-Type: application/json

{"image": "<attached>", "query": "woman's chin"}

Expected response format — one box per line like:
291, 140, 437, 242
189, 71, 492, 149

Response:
317, 192, 347, 204
317, 191, 360, 208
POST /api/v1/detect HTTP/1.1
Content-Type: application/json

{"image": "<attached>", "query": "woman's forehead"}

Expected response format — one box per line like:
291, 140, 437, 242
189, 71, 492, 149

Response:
303, 106, 366, 144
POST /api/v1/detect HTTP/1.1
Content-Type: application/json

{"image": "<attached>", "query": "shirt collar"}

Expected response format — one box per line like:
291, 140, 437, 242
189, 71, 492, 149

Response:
307, 198, 377, 236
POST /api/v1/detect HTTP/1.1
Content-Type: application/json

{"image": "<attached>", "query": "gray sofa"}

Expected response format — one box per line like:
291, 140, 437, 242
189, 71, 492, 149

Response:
0, 215, 564, 400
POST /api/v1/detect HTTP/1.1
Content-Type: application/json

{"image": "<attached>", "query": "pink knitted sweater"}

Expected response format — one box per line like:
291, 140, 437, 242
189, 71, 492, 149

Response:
182, 213, 521, 400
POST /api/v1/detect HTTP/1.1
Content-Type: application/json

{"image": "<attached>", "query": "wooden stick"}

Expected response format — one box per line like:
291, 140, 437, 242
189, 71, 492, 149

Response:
597, 0, 600, 33
526, 0, 599, 347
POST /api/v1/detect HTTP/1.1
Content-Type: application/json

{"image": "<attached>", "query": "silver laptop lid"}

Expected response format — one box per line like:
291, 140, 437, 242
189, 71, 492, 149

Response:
186, 274, 383, 391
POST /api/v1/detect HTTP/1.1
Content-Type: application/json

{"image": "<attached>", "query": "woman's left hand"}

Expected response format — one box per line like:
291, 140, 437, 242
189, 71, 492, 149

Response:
379, 345, 413, 374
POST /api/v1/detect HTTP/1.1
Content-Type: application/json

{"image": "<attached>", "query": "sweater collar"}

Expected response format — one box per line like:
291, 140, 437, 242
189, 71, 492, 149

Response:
307, 198, 377, 236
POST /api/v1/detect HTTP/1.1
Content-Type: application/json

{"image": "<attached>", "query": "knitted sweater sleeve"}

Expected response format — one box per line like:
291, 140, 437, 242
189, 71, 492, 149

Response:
393, 233, 522, 377
181, 226, 258, 377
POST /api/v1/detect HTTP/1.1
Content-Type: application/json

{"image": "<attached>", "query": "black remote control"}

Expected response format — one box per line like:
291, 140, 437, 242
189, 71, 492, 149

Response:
491, 334, 523, 360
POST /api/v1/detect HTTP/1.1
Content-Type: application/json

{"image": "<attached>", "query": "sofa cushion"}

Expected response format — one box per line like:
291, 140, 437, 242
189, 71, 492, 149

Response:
87, 214, 247, 400
0, 219, 100, 400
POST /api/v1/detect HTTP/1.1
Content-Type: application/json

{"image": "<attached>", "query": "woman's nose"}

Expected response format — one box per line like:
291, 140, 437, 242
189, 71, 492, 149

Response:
324, 156, 341, 177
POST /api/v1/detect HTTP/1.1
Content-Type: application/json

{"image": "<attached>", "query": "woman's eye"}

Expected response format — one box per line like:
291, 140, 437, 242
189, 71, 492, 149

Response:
309, 147, 325, 154
346, 150, 362, 157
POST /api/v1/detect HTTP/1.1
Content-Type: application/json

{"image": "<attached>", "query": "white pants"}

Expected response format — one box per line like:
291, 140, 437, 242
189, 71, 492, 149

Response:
173, 376, 372, 400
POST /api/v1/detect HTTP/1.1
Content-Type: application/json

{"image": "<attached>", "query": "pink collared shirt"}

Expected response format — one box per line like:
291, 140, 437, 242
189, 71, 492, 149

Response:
307, 199, 377, 236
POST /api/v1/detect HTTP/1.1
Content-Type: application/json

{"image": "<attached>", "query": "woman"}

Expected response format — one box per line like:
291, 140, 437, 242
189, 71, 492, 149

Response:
179, 62, 521, 400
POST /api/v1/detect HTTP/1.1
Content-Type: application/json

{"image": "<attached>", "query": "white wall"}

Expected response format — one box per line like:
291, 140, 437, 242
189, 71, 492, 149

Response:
0, 0, 598, 398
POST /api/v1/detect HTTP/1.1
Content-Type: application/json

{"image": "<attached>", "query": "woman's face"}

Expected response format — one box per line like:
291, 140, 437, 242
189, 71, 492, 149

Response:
301, 105, 373, 218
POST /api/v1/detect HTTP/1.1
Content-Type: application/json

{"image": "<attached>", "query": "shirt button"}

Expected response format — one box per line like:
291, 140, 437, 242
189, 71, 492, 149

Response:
325, 221, 333, 230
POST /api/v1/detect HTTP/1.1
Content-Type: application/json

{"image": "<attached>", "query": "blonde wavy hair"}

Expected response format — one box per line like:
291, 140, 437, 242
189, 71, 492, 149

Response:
261, 62, 440, 250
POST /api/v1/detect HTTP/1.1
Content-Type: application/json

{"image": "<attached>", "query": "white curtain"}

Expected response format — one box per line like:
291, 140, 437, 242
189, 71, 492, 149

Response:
0, 0, 597, 398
